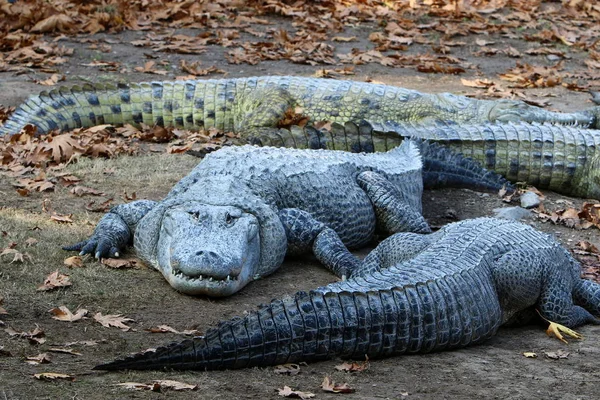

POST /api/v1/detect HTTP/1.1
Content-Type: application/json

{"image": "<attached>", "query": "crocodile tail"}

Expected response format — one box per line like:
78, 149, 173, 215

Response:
0, 80, 217, 136
94, 267, 503, 371
413, 139, 513, 193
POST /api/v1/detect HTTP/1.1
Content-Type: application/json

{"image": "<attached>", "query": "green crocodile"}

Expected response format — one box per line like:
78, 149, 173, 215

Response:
1, 76, 598, 138
3, 76, 600, 197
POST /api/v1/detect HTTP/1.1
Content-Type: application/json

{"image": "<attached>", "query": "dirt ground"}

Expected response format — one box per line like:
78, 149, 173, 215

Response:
1, 6, 600, 400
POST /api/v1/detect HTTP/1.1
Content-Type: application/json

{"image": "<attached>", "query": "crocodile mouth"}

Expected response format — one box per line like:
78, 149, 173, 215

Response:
170, 268, 240, 284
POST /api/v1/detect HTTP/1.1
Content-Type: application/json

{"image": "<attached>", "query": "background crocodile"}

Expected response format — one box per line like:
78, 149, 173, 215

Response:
2, 77, 600, 199
282, 120, 600, 199
1, 76, 599, 138
65, 143, 507, 297
94, 217, 600, 371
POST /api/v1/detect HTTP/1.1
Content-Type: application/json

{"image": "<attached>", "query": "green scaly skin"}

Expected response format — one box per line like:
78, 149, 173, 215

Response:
1, 76, 599, 137
3, 76, 600, 197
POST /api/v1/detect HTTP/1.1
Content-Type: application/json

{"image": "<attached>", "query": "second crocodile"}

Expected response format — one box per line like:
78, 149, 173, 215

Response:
95, 217, 600, 371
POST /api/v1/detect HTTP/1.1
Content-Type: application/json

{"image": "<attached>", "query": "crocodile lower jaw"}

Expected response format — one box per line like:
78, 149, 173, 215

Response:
171, 269, 240, 284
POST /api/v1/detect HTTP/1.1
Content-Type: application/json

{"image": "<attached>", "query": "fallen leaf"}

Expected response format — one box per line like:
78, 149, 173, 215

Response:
546, 320, 583, 344
101, 257, 146, 269
94, 312, 134, 331
321, 376, 355, 394
47, 348, 82, 356
49, 213, 74, 224
37, 271, 71, 291
278, 386, 315, 399
274, 363, 301, 375
63, 256, 84, 268
116, 380, 197, 391
34, 372, 75, 381
26, 353, 51, 365
0, 248, 25, 263
5, 325, 46, 345
144, 324, 199, 335
153, 380, 198, 391
35, 74, 65, 86
70, 185, 105, 197
49, 306, 88, 322
335, 355, 369, 372
24, 238, 38, 247
85, 198, 113, 213
544, 349, 570, 360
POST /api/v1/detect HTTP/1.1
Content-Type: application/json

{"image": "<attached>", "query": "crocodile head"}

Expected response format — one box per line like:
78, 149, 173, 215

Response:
155, 203, 261, 296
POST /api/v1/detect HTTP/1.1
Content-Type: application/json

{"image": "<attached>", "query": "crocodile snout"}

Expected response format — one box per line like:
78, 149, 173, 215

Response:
171, 250, 243, 281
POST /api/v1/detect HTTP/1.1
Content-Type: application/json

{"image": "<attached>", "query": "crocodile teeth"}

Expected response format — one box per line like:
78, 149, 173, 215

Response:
171, 268, 239, 283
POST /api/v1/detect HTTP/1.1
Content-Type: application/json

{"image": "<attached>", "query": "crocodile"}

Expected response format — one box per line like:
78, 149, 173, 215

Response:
94, 217, 600, 371
64, 142, 508, 297
1, 76, 599, 139
287, 120, 600, 199
3, 76, 600, 198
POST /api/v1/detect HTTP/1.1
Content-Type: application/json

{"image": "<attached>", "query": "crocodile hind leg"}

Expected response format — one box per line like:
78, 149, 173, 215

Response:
356, 171, 431, 234
572, 279, 600, 321
278, 208, 361, 279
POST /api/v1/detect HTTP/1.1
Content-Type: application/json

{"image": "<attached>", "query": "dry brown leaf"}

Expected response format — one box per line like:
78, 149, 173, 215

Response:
40, 134, 81, 163
116, 380, 197, 391
47, 348, 82, 356
101, 257, 146, 269
31, 14, 75, 33
49, 306, 88, 322
0, 248, 25, 263
461, 78, 495, 88
35, 74, 65, 86
24, 238, 38, 247
63, 256, 84, 268
332, 36, 358, 42
37, 271, 71, 291
321, 376, 355, 394
70, 185, 104, 197
335, 356, 370, 372
94, 312, 134, 331
274, 363, 301, 375
85, 198, 113, 213
26, 353, 51, 365
278, 386, 315, 399
49, 213, 73, 223
34, 372, 75, 381
5, 325, 46, 345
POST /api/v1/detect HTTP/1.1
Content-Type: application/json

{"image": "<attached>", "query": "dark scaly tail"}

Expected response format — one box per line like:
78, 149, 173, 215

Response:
94, 267, 503, 371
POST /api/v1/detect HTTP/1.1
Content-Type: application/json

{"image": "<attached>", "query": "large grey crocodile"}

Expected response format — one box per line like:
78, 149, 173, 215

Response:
65, 143, 507, 297
2, 77, 600, 198
94, 217, 600, 371
1, 77, 598, 137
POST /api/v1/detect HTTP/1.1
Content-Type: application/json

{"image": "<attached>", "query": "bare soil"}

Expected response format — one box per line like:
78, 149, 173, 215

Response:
1, 12, 600, 400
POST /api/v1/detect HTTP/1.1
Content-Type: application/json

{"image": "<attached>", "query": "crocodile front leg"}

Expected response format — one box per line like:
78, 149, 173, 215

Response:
357, 171, 431, 234
63, 200, 157, 259
278, 208, 361, 279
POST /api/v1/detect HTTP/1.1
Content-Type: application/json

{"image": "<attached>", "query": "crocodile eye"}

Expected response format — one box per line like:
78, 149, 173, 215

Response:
225, 212, 238, 226
188, 211, 200, 220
